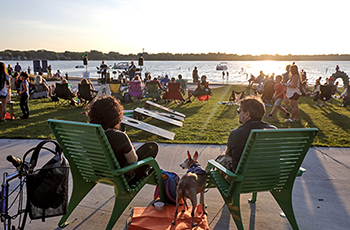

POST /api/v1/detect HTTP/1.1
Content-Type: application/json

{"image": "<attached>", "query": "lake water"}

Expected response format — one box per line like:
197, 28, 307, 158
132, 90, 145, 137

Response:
4, 60, 350, 86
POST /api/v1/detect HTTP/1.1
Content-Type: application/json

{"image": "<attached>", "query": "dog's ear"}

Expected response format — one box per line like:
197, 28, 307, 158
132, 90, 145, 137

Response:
193, 151, 199, 160
187, 150, 191, 159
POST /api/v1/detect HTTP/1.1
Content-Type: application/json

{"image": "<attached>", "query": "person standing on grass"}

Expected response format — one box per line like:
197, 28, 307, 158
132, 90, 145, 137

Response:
285, 64, 302, 122
128, 61, 136, 81
0, 62, 10, 122
47, 65, 52, 77
266, 75, 290, 118
282, 65, 291, 111
19, 72, 30, 119
14, 62, 22, 73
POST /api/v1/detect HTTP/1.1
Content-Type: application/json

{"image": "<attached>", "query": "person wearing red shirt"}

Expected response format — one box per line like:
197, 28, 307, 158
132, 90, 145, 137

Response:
266, 75, 290, 118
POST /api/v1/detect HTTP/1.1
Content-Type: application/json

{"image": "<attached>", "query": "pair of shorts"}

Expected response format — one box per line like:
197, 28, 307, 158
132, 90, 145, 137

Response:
274, 98, 284, 107
0, 94, 7, 99
289, 93, 300, 100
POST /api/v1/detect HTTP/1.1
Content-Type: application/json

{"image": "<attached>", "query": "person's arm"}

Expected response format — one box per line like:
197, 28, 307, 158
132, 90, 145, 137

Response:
287, 75, 298, 88
19, 82, 27, 95
224, 146, 230, 156
5, 75, 9, 86
273, 91, 284, 99
124, 148, 138, 164
273, 85, 284, 99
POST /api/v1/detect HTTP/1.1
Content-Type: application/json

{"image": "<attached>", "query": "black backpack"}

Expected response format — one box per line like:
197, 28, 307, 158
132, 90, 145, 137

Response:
25, 140, 69, 221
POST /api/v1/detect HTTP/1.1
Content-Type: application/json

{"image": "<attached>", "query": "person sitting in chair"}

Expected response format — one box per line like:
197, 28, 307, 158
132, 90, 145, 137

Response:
87, 96, 159, 185
185, 75, 212, 103
34, 72, 49, 92
58, 78, 77, 105
225, 95, 276, 171
77, 78, 96, 104
176, 74, 187, 95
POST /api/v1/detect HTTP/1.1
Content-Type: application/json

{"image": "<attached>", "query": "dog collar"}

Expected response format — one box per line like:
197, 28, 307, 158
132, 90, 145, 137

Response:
187, 163, 206, 175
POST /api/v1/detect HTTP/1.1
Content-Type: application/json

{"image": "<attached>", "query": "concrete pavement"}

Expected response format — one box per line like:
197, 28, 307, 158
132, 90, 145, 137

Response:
0, 139, 349, 230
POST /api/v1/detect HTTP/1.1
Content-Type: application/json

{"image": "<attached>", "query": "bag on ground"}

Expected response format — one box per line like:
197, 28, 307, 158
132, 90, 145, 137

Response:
153, 169, 180, 204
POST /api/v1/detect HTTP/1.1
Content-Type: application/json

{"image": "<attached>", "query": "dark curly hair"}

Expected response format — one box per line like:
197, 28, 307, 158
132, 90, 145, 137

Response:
87, 96, 124, 130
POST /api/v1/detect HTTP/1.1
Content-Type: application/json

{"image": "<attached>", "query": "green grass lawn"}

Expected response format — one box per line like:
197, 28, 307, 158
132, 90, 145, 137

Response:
1, 85, 349, 147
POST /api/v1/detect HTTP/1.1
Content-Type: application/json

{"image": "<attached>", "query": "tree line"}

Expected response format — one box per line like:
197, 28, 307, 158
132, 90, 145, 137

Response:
2, 49, 350, 61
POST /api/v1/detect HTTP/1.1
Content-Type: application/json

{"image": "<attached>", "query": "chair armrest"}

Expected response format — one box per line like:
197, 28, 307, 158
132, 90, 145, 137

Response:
206, 159, 242, 180
113, 157, 159, 176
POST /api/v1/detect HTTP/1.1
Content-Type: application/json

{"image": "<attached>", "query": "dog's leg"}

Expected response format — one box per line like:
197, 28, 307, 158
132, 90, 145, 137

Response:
200, 191, 208, 215
182, 198, 188, 212
172, 193, 181, 225
190, 196, 198, 228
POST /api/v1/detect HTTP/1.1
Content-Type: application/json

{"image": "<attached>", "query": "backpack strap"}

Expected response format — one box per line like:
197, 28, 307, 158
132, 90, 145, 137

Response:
24, 140, 62, 170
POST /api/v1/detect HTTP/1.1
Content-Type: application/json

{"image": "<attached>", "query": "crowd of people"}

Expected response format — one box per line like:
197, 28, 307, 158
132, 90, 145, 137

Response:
1, 60, 349, 195
246, 63, 346, 122
0, 60, 217, 122
0, 61, 74, 120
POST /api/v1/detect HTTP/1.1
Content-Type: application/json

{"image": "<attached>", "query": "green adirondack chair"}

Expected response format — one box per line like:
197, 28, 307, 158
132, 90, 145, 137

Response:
47, 119, 165, 230
205, 128, 318, 230
145, 81, 162, 102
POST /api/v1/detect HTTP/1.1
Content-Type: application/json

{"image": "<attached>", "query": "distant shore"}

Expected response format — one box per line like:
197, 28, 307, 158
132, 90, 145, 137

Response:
3, 49, 350, 61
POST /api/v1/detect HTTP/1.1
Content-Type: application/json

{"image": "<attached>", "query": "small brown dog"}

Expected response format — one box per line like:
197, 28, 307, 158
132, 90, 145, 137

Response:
172, 151, 207, 228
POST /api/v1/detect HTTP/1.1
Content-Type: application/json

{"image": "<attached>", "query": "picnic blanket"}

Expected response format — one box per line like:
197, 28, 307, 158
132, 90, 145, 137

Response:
128, 204, 209, 230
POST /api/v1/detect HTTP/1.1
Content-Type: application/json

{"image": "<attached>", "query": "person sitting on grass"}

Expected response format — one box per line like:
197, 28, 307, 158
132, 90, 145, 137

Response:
247, 71, 265, 88
185, 75, 212, 103
266, 75, 290, 118
87, 96, 159, 185
311, 79, 321, 101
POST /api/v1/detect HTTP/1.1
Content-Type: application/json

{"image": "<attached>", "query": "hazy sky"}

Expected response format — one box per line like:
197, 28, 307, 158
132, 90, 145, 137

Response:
1, 0, 348, 55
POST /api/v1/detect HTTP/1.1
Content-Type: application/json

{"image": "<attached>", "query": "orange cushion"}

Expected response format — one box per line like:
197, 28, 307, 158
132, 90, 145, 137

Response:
128, 204, 209, 230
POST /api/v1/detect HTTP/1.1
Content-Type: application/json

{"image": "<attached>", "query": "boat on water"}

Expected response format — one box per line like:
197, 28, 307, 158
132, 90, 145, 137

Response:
110, 62, 143, 72
111, 62, 129, 70
216, 62, 228, 71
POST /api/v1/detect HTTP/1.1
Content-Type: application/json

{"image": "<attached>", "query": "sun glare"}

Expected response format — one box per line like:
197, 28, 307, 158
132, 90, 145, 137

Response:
249, 61, 290, 76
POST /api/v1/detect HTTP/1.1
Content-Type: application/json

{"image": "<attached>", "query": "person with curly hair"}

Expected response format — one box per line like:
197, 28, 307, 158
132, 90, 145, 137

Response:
87, 96, 159, 184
